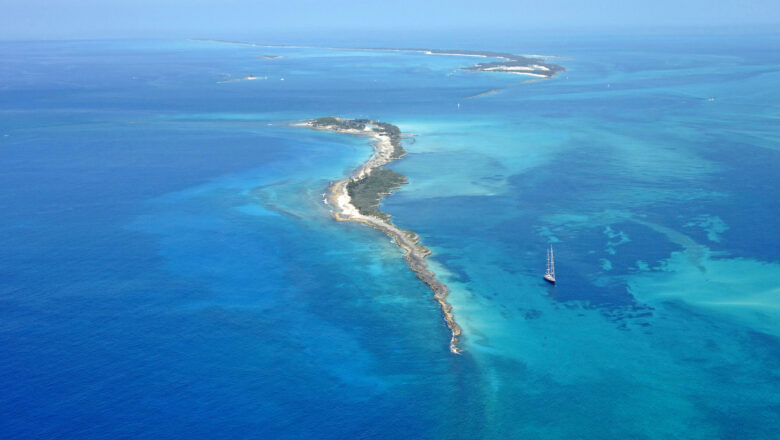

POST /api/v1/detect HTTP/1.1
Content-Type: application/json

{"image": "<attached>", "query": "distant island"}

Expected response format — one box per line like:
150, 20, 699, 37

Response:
194, 39, 566, 79
296, 117, 462, 354
413, 48, 565, 78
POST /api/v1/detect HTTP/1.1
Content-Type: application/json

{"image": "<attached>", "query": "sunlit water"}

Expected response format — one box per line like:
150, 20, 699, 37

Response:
1, 35, 778, 438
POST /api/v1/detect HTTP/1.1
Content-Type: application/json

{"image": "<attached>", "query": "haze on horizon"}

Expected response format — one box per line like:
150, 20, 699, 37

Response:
2, 0, 779, 41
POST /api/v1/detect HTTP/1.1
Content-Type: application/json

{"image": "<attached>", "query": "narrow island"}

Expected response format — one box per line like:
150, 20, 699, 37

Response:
297, 116, 462, 354
195, 39, 566, 79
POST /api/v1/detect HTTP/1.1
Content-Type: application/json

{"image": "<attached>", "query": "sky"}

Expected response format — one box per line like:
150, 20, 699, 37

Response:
1, 0, 779, 40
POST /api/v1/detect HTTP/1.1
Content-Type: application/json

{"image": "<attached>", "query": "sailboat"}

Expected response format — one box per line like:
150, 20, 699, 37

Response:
544, 245, 556, 284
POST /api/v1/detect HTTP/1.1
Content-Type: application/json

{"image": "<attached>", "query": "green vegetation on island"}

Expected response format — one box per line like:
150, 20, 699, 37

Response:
346, 168, 407, 220
311, 117, 409, 219
312, 117, 369, 130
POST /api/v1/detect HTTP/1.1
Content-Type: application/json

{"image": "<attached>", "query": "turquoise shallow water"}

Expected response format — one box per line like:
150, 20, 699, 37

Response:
0, 35, 779, 438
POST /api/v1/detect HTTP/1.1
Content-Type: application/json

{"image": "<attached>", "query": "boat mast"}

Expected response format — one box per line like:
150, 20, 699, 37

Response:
550, 246, 555, 278
546, 248, 550, 274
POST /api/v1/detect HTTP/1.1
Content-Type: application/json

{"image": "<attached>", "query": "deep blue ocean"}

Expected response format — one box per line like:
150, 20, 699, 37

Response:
1, 34, 779, 439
